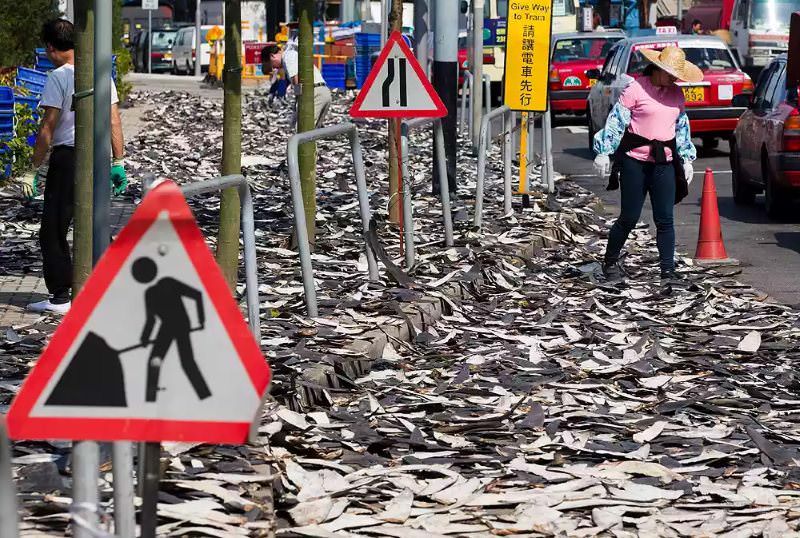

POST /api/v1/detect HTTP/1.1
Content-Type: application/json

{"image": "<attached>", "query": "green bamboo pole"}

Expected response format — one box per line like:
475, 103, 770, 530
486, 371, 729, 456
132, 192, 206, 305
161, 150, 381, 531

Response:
217, 0, 243, 291
297, 0, 317, 242
73, 0, 94, 294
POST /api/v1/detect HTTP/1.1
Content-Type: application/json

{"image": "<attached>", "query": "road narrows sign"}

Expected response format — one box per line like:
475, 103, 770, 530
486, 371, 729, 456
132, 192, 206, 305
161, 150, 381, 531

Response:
7, 181, 271, 444
350, 31, 447, 119
503, 0, 554, 112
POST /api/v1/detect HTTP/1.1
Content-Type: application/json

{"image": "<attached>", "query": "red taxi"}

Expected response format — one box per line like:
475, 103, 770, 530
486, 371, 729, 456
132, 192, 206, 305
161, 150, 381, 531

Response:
587, 34, 754, 149
549, 31, 625, 115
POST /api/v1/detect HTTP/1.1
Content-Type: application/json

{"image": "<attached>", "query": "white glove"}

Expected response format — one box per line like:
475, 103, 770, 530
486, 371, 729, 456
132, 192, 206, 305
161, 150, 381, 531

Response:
683, 162, 694, 184
593, 154, 611, 178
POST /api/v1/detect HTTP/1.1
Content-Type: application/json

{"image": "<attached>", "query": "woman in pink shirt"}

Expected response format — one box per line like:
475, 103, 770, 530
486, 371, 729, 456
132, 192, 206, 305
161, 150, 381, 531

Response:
592, 46, 702, 282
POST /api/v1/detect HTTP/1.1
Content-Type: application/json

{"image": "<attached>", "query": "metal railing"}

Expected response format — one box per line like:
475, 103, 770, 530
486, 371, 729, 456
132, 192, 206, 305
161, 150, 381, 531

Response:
400, 117, 455, 267
474, 105, 514, 230
287, 123, 377, 318
459, 72, 492, 138
142, 174, 261, 343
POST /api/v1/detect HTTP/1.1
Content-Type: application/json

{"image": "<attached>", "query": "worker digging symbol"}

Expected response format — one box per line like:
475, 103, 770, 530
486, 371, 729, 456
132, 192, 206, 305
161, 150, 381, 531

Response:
132, 256, 212, 403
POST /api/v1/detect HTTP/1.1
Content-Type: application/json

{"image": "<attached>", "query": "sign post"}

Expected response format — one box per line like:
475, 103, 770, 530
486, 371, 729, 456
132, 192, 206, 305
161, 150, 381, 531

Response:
7, 182, 271, 538
503, 0, 554, 202
143, 0, 158, 74
350, 31, 447, 265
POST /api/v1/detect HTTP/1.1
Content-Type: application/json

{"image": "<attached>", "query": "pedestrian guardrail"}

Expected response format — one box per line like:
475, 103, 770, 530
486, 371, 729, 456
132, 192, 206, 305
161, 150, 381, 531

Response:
459, 72, 492, 138
287, 123, 378, 318
0, 421, 18, 538
142, 174, 261, 343
400, 117, 455, 267
474, 105, 514, 230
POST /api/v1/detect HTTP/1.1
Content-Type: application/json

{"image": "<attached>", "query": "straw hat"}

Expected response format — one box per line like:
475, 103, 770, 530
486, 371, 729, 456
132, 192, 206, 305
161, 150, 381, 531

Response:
640, 46, 704, 83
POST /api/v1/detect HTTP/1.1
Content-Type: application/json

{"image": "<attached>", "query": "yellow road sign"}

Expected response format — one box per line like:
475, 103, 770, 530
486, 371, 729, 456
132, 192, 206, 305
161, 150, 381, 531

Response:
503, 0, 553, 112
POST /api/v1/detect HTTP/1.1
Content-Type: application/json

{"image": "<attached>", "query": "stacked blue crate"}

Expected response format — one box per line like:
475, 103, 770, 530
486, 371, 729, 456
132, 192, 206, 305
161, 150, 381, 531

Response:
16, 67, 47, 96
321, 63, 346, 90
355, 33, 381, 89
0, 87, 14, 142
35, 48, 54, 72
0, 145, 11, 180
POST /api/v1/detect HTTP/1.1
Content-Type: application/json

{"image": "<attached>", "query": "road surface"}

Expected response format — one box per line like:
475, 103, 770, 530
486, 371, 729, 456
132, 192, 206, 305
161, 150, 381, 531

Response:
545, 116, 800, 306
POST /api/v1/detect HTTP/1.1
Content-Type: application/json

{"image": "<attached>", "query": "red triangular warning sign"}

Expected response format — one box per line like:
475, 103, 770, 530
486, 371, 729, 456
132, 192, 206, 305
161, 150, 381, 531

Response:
7, 181, 271, 444
350, 31, 447, 119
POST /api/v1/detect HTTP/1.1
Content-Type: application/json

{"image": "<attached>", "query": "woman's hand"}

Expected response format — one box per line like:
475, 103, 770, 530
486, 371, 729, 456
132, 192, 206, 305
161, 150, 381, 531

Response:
683, 162, 694, 184
593, 154, 611, 178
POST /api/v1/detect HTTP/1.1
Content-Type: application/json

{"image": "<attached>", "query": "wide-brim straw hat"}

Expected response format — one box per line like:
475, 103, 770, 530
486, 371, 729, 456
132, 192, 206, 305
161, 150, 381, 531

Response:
640, 46, 704, 84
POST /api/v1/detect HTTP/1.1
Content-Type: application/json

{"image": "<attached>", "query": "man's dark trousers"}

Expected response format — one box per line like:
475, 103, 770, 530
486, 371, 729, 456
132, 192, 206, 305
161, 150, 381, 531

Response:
40, 145, 75, 304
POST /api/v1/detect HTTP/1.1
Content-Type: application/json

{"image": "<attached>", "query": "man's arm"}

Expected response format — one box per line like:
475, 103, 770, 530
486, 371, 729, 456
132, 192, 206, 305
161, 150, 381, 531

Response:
32, 107, 60, 168
140, 297, 156, 345
110, 103, 124, 159
176, 281, 205, 327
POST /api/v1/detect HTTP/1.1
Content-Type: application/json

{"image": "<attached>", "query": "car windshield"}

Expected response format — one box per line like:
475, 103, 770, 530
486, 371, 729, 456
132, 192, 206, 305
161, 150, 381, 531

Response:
552, 38, 622, 62
749, 0, 800, 31
151, 31, 176, 50
628, 46, 736, 75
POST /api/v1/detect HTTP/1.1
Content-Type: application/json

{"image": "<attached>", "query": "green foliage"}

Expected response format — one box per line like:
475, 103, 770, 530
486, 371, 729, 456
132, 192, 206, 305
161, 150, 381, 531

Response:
0, 0, 59, 68
0, 103, 39, 181
115, 47, 133, 103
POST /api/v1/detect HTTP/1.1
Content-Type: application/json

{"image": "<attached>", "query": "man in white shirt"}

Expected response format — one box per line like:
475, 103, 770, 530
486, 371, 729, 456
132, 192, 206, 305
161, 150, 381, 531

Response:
262, 43, 331, 129
22, 19, 126, 315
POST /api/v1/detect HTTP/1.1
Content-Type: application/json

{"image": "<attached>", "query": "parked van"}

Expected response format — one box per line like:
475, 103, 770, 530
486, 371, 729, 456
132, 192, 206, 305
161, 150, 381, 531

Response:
171, 25, 218, 75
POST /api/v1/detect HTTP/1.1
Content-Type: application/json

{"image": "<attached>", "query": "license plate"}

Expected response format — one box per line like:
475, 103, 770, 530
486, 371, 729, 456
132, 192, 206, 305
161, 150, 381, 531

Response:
682, 86, 705, 102
589, 79, 597, 87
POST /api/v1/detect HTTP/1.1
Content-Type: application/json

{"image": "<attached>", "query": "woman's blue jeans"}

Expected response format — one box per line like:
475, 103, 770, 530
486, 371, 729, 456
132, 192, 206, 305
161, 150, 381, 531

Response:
604, 156, 675, 273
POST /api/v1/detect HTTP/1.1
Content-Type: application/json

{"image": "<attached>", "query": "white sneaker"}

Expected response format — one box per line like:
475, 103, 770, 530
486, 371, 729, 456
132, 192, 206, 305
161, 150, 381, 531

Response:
27, 299, 71, 315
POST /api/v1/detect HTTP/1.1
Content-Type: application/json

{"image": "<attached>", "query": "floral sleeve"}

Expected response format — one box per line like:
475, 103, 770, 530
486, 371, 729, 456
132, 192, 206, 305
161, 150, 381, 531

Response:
675, 112, 696, 163
592, 101, 632, 156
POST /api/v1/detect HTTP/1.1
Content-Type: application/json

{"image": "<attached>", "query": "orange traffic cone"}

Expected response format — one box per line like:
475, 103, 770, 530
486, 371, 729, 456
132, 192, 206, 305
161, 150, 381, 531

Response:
695, 168, 734, 263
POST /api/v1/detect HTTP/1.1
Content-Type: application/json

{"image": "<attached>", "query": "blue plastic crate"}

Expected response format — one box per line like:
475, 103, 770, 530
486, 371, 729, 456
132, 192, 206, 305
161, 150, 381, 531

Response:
15, 79, 44, 95
17, 67, 48, 86
0, 116, 14, 137
0, 87, 13, 107
15, 95, 39, 111
0, 147, 10, 179
355, 33, 381, 45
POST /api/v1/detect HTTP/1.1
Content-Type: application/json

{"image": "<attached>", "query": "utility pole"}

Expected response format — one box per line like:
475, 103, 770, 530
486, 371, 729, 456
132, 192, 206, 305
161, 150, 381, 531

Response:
413, 0, 429, 77
195, 0, 202, 77
72, 4, 98, 536
92, 1, 137, 534
297, 0, 317, 241
147, 8, 152, 73
387, 0, 403, 224
217, 0, 242, 290
471, 0, 484, 150
432, 0, 457, 195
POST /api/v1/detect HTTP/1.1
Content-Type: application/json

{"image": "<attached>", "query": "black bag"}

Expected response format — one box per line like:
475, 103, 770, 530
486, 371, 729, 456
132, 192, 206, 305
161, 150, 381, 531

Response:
606, 131, 688, 204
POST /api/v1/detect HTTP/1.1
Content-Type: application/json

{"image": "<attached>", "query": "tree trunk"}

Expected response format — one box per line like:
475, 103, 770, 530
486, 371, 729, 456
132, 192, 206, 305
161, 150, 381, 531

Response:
217, 0, 242, 291
298, 0, 317, 242
73, 0, 94, 295
387, 0, 403, 223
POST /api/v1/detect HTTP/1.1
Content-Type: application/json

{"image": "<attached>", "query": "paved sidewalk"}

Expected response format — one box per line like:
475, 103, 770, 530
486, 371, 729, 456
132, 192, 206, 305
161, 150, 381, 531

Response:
0, 103, 149, 328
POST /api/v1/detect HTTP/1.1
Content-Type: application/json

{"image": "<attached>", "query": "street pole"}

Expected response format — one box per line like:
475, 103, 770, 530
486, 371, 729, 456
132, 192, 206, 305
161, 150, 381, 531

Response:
677, 0, 682, 23
342, 0, 355, 21
297, 0, 316, 242
413, 0, 429, 77
380, 0, 389, 47
432, 0, 458, 195
147, 9, 152, 74
471, 0, 484, 150
388, 0, 403, 224
93, 2, 137, 536
195, 0, 202, 77
217, 0, 243, 290
285, 0, 291, 21
72, 3, 98, 536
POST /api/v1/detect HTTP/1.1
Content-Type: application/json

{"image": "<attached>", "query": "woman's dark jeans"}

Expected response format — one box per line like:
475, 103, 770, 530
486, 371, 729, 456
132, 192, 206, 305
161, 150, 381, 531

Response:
604, 156, 676, 273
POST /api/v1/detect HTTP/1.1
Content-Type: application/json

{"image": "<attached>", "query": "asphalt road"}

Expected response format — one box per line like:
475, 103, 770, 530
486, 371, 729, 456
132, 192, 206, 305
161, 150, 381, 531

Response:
544, 116, 800, 306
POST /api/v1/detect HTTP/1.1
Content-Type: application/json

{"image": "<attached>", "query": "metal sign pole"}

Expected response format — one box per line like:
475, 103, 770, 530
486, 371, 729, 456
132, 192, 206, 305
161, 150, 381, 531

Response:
140, 442, 161, 538
147, 9, 152, 74
195, 0, 202, 77
471, 0, 484, 150
543, 109, 554, 193
518, 112, 529, 208
0, 422, 18, 538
